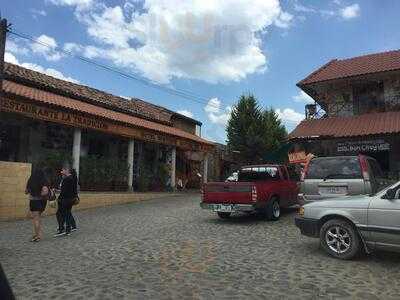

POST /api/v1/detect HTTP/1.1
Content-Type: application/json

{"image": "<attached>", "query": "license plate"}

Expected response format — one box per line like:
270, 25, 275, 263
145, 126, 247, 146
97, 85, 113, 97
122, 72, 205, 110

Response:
212, 204, 233, 212
319, 186, 347, 195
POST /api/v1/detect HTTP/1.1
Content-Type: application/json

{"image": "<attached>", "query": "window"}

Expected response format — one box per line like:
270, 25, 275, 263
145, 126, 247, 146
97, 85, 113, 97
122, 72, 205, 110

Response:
306, 157, 362, 180
367, 159, 383, 178
238, 167, 279, 182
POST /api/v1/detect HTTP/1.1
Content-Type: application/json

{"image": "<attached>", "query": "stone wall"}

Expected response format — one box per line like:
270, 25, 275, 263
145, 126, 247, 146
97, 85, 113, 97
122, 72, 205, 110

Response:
0, 161, 32, 221
325, 75, 400, 117
0, 160, 183, 221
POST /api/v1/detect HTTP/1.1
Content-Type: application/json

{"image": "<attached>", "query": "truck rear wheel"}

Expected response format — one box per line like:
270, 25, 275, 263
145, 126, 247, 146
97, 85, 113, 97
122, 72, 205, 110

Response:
217, 212, 231, 219
266, 198, 280, 221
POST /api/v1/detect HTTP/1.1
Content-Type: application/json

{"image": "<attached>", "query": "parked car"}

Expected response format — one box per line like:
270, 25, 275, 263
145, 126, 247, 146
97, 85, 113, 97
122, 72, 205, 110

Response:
300, 155, 388, 203
200, 164, 299, 220
295, 181, 400, 260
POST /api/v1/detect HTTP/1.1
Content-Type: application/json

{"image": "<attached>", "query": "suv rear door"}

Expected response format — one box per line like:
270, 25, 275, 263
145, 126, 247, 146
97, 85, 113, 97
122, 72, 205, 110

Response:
302, 156, 367, 201
366, 157, 387, 194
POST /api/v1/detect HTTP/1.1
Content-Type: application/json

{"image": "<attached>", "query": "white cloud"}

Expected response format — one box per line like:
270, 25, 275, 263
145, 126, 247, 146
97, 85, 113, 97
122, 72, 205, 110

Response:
4, 52, 19, 65
293, 3, 316, 13
293, 1, 359, 21
5, 52, 79, 83
274, 11, 294, 28
47, 0, 93, 10
31, 9, 47, 18
31, 34, 63, 61
204, 98, 231, 127
177, 110, 194, 118
59, 0, 292, 84
275, 108, 304, 124
6, 40, 30, 56
63, 42, 102, 59
204, 97, 221, 114
292, 90, 314, 104
340, 4, 360, 19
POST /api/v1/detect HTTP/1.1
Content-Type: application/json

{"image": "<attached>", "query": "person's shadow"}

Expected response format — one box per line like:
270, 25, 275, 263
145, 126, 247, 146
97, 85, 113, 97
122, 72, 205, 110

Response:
0, 264, 15, 300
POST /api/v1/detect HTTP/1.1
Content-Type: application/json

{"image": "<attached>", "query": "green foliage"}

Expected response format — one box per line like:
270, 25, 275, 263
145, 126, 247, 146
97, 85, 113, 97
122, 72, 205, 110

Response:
80, 155, 129, 190
137, 159, 151, 192
227, 94, 287, 164
156, 163, 170, 188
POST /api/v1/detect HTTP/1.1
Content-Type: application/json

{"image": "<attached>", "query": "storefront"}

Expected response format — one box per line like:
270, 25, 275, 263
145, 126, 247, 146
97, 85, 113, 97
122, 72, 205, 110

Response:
0, 63, 214, 192
288, 112, 400, 179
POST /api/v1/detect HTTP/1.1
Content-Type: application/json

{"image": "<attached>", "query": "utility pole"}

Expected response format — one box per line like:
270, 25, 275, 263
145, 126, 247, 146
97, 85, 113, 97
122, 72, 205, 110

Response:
0, 18, 8, 110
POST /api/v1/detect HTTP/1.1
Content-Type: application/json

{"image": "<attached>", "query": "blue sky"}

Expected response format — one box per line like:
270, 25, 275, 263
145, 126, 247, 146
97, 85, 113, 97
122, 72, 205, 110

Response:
3, 0, 400, 143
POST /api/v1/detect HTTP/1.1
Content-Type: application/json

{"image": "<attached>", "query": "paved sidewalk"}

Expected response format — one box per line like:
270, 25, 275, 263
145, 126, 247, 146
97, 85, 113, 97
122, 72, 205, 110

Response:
1, 195, 400, 299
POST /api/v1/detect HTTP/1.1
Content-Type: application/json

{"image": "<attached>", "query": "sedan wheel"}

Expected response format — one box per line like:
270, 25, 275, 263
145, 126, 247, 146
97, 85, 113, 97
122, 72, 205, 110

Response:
320, 219, 360, 260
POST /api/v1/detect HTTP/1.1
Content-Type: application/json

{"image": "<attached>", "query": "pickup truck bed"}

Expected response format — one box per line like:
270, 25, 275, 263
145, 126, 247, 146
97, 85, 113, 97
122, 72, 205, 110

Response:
201, 164, 299, 220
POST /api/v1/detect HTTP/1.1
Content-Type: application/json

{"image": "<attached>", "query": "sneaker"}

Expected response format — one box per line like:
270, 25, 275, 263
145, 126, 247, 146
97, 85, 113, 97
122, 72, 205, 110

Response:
71, 227, 77, 232
65, 231, 71, 236
54, 230, 66, 237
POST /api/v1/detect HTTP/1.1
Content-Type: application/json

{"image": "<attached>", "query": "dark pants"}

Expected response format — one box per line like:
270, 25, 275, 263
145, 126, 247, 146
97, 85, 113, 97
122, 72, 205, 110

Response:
56, 199, 76, 232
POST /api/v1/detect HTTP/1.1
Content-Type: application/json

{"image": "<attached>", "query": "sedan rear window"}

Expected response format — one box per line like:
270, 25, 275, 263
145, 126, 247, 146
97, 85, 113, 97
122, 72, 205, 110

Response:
238, 167, 280, 182
306, 157, 362, 180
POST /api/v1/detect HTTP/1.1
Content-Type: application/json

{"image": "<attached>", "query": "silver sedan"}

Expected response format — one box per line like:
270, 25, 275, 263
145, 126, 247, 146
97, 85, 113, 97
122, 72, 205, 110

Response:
295, 182, 400, 260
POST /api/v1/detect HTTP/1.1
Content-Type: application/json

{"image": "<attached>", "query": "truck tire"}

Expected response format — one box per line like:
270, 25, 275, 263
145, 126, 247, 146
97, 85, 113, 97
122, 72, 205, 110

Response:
320, 219, 360, 260
217, 212, 231, 219
262, 198, 280, 221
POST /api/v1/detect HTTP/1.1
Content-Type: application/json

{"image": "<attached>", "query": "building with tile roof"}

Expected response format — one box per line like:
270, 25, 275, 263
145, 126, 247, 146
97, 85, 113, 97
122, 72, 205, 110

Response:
289, 49, 400, 176
0, 62, 214, 191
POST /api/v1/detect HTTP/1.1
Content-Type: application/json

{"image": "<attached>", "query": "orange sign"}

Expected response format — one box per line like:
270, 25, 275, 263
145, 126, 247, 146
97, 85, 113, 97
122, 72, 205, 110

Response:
288, 151, 313, 164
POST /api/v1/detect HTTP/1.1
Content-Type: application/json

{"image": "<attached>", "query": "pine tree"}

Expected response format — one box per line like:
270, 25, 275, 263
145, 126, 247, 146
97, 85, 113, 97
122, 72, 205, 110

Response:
226, 95, 287, 164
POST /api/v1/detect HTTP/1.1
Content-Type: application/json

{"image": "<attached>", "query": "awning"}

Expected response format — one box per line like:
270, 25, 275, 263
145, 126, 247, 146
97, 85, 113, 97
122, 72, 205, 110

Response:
2, 80, 213, 146
289, 111, 400, 139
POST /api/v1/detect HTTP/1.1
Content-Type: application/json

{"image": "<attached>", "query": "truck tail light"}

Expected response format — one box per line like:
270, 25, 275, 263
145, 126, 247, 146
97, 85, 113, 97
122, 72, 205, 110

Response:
359, 155, 370, 180
251, 186, 257, 202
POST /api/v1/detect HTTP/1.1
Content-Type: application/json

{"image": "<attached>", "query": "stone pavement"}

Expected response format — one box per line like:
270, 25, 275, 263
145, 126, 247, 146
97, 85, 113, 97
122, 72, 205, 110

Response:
1, 195, 400, 300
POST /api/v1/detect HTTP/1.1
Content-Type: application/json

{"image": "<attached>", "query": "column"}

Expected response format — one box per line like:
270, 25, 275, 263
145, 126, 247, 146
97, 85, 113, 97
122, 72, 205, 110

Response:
72, 128, 81, 178
203, 153, 209, 184
127, 139, 135, 191
170, 147, 176, 189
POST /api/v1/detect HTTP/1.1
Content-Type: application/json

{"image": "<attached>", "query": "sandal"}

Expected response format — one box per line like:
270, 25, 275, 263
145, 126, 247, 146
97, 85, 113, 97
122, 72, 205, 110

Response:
30, 236, 41, 242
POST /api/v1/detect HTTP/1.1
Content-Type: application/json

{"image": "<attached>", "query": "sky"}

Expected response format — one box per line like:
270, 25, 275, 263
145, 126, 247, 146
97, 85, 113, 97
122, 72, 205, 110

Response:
2, 0, 400, 143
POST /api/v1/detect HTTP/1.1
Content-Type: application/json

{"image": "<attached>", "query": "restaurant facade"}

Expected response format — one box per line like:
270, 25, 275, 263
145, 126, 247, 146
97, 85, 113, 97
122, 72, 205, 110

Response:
0, 62, 214, 192
289, 50, 400, 179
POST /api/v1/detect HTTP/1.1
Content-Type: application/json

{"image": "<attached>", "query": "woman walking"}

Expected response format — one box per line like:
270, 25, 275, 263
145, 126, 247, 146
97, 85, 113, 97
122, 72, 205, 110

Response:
25, 169, 49, 242
54, 166, 78, 237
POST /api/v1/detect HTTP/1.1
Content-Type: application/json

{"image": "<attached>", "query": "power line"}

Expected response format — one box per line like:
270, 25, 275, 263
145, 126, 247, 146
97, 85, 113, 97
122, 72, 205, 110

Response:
8, 29, 223, 109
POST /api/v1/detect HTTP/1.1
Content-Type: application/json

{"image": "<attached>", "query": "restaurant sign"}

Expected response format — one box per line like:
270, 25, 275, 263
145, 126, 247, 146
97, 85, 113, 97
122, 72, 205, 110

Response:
337, 139, 390, 153
1, 98, 213, 151
1, 98, 109, 131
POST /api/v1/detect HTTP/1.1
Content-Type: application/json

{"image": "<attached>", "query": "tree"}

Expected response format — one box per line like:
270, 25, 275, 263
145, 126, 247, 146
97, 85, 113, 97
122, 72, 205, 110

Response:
226, 94, 287, 164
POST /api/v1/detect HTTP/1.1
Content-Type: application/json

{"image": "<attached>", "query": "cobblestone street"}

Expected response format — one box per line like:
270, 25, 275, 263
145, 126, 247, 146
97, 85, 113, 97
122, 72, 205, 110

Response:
1, 194, 400, 300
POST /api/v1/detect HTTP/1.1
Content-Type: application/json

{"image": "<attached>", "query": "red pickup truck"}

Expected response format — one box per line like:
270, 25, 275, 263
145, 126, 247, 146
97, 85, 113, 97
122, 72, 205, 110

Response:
200, 164, 299, 220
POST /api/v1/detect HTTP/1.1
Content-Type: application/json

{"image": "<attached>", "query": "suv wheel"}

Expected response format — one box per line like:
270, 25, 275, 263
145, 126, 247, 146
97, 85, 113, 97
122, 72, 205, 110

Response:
320, 219, 360, 260
217, 212, 231, 219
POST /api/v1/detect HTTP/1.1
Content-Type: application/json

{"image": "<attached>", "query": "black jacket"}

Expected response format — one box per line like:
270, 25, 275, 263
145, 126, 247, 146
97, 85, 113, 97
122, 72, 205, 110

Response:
59, 176, 77, 201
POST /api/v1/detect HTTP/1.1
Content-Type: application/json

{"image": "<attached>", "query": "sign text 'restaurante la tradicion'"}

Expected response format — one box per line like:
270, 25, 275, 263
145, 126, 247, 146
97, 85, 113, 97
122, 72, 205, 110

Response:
2, 99, 108, 130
